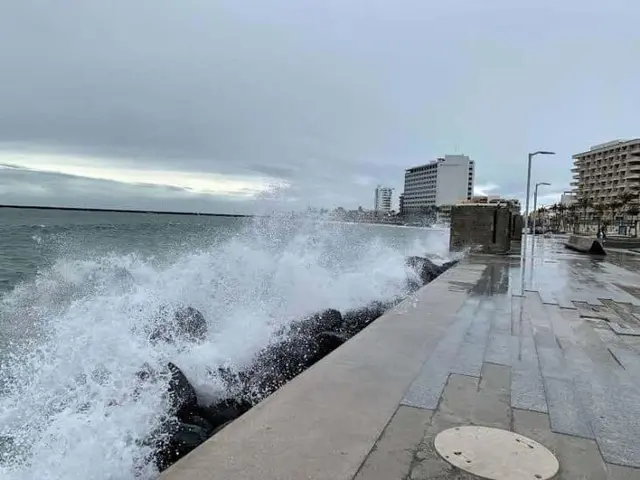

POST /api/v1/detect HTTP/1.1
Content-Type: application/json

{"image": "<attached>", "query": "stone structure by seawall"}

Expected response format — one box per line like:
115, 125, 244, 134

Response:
449, 204, 515, 254
160, 262, 485, 480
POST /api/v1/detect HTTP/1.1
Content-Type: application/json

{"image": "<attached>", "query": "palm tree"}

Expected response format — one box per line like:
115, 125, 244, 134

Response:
536, 206, 547, 232
618, 191, 636, 234
557, 203, 567, 232
609, 199, 623, 230
593, 203, 607, 233
549, 203, 559, 231
567, 204, 578, 233
628, 206, 640, 237
577, 196, 591, 233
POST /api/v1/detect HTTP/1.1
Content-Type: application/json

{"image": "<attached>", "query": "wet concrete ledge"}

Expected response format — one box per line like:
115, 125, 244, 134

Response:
565, 234, 607, 255
160, 261, 486, 480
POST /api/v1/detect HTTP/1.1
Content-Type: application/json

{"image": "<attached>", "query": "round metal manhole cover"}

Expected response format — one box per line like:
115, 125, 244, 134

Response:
434, 426, 559, 480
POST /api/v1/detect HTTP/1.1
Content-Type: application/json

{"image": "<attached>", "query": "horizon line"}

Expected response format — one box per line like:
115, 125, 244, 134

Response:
0, 204, 254, 217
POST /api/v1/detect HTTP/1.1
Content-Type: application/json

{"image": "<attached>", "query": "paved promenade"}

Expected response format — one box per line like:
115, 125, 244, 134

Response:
162, 236, 640, 480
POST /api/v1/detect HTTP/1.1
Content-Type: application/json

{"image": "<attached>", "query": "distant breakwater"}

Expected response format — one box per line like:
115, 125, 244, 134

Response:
144, 255, 458, 472
0, 205, 252, 217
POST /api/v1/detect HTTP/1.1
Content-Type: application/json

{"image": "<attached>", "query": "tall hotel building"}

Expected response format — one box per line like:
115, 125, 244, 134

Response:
402, 154, 475, 214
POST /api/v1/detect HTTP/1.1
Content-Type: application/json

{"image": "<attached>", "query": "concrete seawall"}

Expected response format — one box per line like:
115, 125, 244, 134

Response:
160, 262, 487, 480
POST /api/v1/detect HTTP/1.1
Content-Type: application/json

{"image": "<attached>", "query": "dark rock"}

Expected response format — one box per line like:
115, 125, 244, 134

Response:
289, 309, 343, 338
406, 256, 458, 285
250, 337, 315, 397
406, 256, 442, 284
440, 260, 458, 272
155, 421, 211, 471
315, 331, 348, 357
174, 306, 207, 342
406, 277, 422, 293
341, 301, 391, 336
195, 398, 252, 430
167, 362, 198, 422
149, 306, 207, 344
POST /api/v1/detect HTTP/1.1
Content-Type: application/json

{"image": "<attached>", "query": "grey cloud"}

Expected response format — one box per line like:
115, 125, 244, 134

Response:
0, 167, 257, 214
1, 0, 639, 211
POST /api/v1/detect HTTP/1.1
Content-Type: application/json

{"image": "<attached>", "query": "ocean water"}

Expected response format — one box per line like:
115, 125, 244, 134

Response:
0, 208, 451, 480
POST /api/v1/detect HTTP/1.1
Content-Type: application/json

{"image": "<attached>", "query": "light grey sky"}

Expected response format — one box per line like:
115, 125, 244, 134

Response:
1, 0, 639, 214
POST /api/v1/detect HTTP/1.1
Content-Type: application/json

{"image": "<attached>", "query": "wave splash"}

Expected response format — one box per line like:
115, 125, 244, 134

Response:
0, 217, 449, 479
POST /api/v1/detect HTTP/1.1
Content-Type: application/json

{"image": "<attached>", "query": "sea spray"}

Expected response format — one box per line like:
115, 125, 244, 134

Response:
0, 216, 451, 479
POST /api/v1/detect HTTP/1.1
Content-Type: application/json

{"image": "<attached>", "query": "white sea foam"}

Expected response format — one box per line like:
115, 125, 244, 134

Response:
0, 217, 450, 480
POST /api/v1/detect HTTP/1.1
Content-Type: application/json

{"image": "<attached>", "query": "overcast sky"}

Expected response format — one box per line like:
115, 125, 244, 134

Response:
1, 0, 639, 214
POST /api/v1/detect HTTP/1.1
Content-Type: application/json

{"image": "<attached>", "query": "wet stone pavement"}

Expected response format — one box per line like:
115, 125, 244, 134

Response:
355, 236, 640, 480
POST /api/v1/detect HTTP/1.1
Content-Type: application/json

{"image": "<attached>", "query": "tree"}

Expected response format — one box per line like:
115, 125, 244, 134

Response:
535, 206, 547, 231
577, 196, 591, 233
609, 199, 623, 228
549, 203, 559, 231
618, 191, 636, 233
628, 205, 640, 237
593, 203, 607, 233
557, 203, 567, 232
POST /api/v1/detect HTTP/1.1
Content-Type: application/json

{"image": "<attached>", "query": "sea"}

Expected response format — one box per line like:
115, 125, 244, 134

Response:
0, 207, 451, 480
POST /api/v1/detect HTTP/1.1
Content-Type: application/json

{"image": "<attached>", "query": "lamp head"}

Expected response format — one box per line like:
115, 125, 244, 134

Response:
532, 151, 555, 156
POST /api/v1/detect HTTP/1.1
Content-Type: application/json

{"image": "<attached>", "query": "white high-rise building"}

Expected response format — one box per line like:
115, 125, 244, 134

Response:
571, 139, 640, 204
374, 185, 393, 214
402, 154, 475, 213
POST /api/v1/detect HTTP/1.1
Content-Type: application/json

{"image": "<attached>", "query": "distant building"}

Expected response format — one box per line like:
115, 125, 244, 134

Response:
398, 193, 405, 215
560, 193, 576, 206
374, 185, 393, 214
571, 139, 640, 204
402, 154, 475, 214
460, 195, 521, 213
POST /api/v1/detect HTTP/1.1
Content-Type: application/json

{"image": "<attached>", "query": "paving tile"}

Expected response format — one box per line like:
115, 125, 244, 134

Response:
606, 463, 640, 480
537, 345, 571, 381
563, 347, 640, 468
449, 340, 487, 377
511, 409, 555, 450
555, 433, 609, 480
511, 370, 548, 413
608, 322, 640, 337
484, 333, 514, 366
474, 363, 511, 429
435, 374, 480, 420
354, 406, 433, 480
409, 376, 479, 480
449, 301, 493, 377
491, 308, 512, 334
607, 346, 640, 382
409, 370, 512, 480
556, 294, 578, 310
401, 316, 473, 410
511, 335, 548, 413
538, 289, 559, 305
543, 376, 594, 439
588, 383, 640, 468
513, 409, 608, 480
511, 295, 534, 337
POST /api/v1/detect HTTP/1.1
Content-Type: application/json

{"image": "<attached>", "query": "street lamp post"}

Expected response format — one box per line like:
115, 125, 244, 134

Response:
532, 182, 551, 235
524, 151, 555, 233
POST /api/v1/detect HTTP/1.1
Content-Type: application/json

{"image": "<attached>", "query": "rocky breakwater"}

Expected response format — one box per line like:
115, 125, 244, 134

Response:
147, 256, 458, 471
